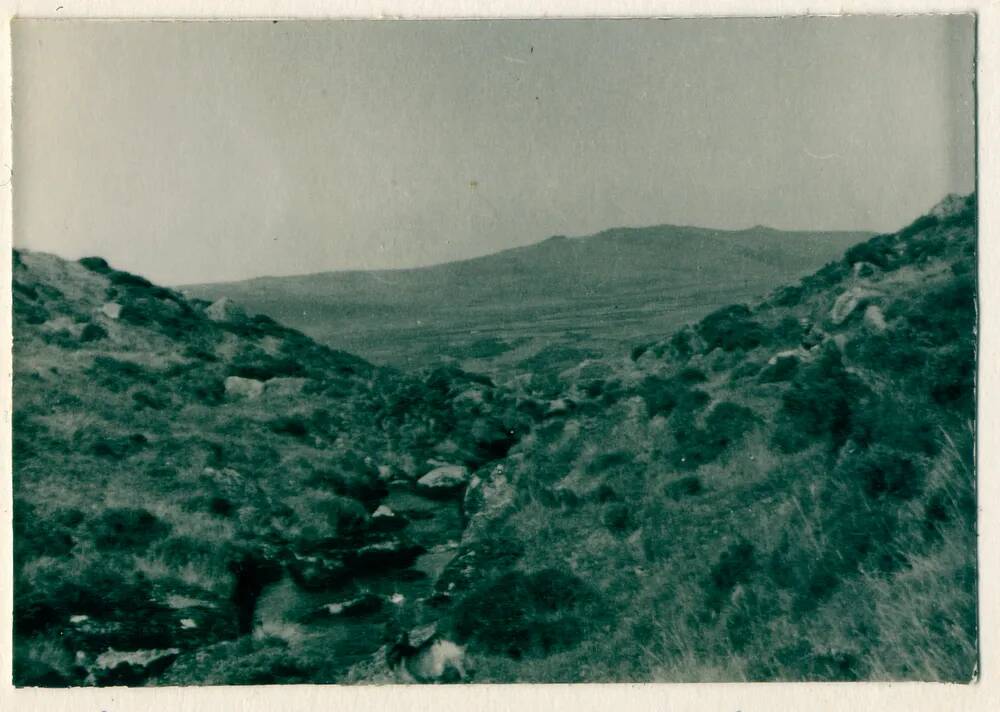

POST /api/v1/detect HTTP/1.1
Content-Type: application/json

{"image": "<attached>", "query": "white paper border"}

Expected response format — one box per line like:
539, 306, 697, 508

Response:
0, 1, 996, 710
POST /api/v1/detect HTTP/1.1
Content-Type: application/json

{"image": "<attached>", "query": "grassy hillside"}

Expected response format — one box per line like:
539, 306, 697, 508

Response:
185, 224, 871, 374
10, 252, 533, 686
423, 193, 977, 681
11, 195, 975, 685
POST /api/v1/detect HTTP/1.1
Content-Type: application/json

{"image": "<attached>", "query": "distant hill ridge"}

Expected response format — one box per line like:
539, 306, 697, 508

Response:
185, 221, 873, 371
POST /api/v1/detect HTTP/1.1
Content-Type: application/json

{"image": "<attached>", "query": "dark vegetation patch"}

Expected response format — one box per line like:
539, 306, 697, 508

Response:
639, 375, 709, 419
697, 304, 768, 353
453, 568, 602, 659
772, 345, 865, 453
670, 401, 758, 470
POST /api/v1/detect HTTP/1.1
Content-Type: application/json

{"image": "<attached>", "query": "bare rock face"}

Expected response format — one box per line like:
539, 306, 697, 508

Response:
204, 297, 246, 323
830, 287, 884, 326
224, 376, 265, 400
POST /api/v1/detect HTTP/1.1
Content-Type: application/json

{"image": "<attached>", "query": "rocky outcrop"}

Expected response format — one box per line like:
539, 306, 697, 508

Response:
204, 297, 246, 323
830, 287, 884, 326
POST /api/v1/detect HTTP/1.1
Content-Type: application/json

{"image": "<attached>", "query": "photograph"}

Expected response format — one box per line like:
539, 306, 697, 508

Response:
8, 14, 978, 686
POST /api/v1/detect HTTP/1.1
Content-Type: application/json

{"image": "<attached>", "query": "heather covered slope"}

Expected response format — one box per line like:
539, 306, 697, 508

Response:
10, 195, 976, 685
419, 194, 978, 682
186, 224, 871, 374
10, 252, 533, 686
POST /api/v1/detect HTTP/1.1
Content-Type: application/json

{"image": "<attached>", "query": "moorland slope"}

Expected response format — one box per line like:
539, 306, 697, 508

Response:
11, 195, 975, 684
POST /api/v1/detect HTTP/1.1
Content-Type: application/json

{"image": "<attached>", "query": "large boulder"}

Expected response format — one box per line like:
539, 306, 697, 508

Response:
224, 376, 265, 400
398, 639, 470, 683
100, 302, 122, 320
345, 537, 425, 574
416, 465, 470, 498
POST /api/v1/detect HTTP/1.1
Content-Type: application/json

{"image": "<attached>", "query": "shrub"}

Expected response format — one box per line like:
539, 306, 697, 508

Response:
132, 390, 170, 410
269, 417, 309, 438
639, 375, 709, 418
773, 345, 863, 453
758, 355, 799, 383
928, 341, 975, 412
79, 256, 111, 273
697, 305, 768, 353
586, 450, 633, 474
665, 475, 703, 499
108, 269, 154, 289
79, 323, 108, 342
669, 329, 696, 360
630, 343, 650, 361
837, 446, 923, 500
671, 402, 757, 470
845, 236, 895, 269
677, 367, 707, 384
90, 507, 172, 550
14, 297, 49, 325
603, 503, 633, 533
176, 371, 225, 406
772, 284, 804, 307
452, 568, 598, 658
228, 353, 306, 381
730, 360, 763, 381
706, 539, 756, 610
461, 337, 512, 359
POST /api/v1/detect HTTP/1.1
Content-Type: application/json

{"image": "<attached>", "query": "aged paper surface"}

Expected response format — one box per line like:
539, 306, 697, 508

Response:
0, 0, 996, 710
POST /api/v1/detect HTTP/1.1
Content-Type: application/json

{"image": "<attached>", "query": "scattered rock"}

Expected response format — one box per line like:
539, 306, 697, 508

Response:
863, 304, 888, 332
370, 505, 408, 533
830, 287, 884, 325
318, 593, 384, 618
224, 376, 265, 400
767, 348, 811, 366
95, 647, 180, 671
416, 464, 470, 497
399, 639, 470, 683
347, 538, 425, 573
287, 553, 350, 592
545, 398, 575, 417
100, 302, 122, 320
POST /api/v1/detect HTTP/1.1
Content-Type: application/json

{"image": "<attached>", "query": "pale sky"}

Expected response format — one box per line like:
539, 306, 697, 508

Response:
13, 16, 975, 285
